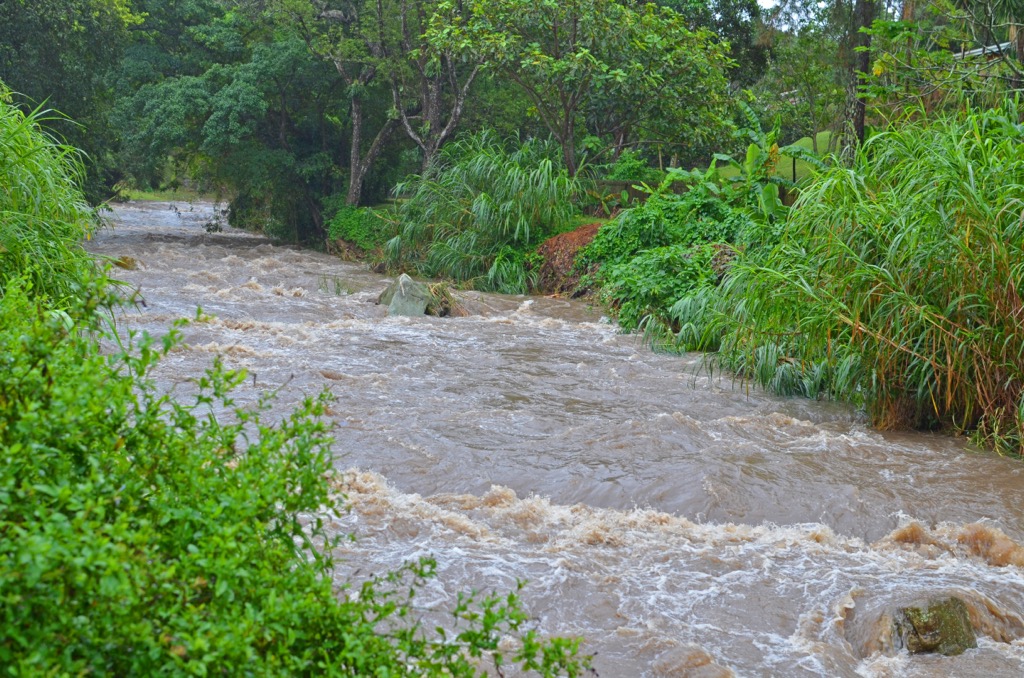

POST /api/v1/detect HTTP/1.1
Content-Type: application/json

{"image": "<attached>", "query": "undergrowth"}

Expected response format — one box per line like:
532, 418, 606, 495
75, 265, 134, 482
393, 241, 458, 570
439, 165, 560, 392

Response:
323, 200, 392, 255
386, 131, 585, 294
0, 89, 97, 305
671, 104, 1024, 453
578, 173, 753, 332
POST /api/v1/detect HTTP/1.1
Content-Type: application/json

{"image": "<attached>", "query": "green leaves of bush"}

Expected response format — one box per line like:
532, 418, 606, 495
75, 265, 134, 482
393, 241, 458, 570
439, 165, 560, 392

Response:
0, 283, 590, 674
579, 177, 750, 333
603, 244, 717, 333
326, 204, 390, 254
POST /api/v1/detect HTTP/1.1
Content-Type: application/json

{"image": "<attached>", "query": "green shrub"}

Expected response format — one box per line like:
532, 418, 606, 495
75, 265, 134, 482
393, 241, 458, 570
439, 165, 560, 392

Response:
602, 243, 717, 333
579, 178, 750, 272
671, 104, 1024, 452
0, 89, 97, 305
386, 131, 584, 294
0, 281, 590, 675
325, 204, 390, 254
602, 149, 664, 184
577, 174, 750, 333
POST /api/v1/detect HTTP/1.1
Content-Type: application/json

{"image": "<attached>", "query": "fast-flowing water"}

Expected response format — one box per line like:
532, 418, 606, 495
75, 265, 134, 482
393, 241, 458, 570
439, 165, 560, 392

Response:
90, 202, 1024, 676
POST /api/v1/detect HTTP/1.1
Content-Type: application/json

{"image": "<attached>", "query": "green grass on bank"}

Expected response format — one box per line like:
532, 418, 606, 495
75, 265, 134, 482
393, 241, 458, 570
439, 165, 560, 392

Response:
118, 187, 217, 203
568, 214, 612, 230
673, 107, 1024, 453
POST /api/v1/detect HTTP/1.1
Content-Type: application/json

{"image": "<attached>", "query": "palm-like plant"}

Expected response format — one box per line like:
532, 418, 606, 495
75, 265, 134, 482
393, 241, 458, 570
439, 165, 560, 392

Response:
0, 88, 97, 304
386, 131, 583, 294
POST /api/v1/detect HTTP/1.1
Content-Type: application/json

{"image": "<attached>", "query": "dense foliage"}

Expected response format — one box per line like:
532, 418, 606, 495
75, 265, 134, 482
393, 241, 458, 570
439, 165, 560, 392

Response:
578, 177, 751, 332
446, 0, 733, 175
0, 0, 137, 200
387, 132, 584, 294
0, 92, 97, 304
671, 106, 1024, 452
325, 203, 391, 255
578, 111, 792, 334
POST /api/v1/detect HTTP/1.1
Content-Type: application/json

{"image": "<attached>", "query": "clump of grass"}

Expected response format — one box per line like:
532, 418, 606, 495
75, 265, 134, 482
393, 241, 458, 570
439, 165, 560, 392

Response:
426, 282, 467, 317
385, 131, 584, 294
673, 104, 1024, 452
117, 186, 211, 203
0, 87, 97, 304
316, 273, 350, 296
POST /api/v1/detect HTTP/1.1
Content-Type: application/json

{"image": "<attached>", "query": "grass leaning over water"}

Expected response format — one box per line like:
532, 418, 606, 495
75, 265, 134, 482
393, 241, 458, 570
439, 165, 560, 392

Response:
672, 105, 1024, 454
0, 91, 97, 304
386, 131, 584, 294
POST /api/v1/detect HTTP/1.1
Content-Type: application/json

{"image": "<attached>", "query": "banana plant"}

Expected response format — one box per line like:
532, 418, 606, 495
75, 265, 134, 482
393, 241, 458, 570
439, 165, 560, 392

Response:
712, 102, 826, 224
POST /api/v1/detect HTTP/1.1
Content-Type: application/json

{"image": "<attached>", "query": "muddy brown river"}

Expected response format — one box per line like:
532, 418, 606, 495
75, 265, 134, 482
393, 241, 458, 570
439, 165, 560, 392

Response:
89, 202, 1024, 676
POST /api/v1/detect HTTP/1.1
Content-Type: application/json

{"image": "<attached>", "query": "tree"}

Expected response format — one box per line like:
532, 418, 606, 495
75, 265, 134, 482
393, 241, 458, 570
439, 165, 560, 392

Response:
265, 0, 398, 205
863, 0, 1024, 117
661, 0, 770, 88
850, 0, 877, 146
116, 4, 353, 242
375, 0, 484, 170
261, 0, 482, 203
757, 25, 845, 152
449, 0, 733, 175
759, 0, 878, 151
0, 0, 138, 200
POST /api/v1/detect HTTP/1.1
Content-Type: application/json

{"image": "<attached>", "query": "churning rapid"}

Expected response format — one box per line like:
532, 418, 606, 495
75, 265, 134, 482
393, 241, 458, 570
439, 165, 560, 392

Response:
90, 202, 1024, 676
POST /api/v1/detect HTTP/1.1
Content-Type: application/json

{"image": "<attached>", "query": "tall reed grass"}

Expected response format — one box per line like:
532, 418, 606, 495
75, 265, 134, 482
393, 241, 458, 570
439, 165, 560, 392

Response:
386, 131, 583, 294
0, 88, 97, 303
672, 105, 1024, 452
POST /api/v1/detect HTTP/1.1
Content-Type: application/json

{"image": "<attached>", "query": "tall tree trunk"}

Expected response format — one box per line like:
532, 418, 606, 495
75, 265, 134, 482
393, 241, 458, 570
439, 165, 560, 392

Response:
346, 97, 396, 205
1010, 24, 1024, 92
852, 0, 875, 148
346, 97, 366, 205
393, 62, 482, 173
562, 117, 577, 177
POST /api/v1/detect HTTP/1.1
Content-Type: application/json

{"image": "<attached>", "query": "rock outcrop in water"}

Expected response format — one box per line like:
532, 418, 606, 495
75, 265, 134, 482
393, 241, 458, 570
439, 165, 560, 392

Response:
378, 274, 431, 316
377, 275, 468, 317
893, 597, 977, 656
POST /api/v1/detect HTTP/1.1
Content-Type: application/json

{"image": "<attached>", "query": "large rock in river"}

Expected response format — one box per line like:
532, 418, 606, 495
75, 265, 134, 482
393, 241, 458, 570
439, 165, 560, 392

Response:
893, 597, 977, 656
378, 274, 431, 317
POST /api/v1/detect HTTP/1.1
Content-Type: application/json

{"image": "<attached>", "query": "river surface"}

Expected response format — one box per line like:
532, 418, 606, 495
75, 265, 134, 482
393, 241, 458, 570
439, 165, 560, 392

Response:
89, 202, 1024, 676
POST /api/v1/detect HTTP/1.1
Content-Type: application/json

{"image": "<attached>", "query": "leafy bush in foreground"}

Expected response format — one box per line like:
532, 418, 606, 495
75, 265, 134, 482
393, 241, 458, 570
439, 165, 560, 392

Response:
0, 89, 97, 304
672, 105, 1024, 452
386, 131, 584, 294
0, 281, 589, 675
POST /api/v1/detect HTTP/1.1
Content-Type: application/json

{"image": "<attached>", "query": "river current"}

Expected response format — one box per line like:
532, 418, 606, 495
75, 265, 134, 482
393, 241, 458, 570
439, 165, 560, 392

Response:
89, 202, 1024, 676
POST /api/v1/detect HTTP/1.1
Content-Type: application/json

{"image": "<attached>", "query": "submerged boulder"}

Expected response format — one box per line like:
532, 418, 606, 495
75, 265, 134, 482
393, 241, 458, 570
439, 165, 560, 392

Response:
378, 274, 431, 317
894, 597, 977, 656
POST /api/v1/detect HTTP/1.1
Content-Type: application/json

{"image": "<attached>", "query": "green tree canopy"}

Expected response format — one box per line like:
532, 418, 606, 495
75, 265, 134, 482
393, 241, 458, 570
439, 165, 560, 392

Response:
436, 0, 733, 175
0, 0, 139, 200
